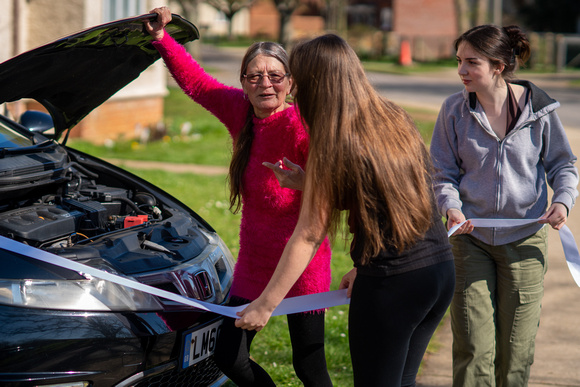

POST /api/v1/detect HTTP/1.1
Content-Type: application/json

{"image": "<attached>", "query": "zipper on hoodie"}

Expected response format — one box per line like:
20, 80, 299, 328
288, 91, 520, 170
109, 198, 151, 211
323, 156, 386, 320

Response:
493, 140, 505, 246
471, 107, 503, 245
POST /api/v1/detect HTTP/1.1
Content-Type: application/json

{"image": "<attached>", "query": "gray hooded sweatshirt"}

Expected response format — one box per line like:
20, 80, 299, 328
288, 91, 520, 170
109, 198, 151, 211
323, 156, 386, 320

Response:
430, 80, 578, 246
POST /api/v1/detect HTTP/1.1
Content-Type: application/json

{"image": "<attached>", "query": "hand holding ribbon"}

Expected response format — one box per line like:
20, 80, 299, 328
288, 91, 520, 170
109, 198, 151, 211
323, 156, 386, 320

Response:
448, 218, 580, 288
1, 215, 577, 320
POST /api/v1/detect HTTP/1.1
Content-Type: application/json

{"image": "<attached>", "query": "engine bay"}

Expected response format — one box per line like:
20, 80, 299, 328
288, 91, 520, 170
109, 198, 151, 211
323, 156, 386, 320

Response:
0, 149, 212, 275
0, 170, 163, 248
0, 185, 160, 245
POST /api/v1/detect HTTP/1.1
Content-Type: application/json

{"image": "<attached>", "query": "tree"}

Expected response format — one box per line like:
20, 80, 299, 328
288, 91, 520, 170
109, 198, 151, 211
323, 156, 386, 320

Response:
174, 0, 203, 58
204, 0, 256, 40
455, 0, 491, 33
455, 0, 470, 34
272, 0, 298, 44
273, 0, 324, 45
326, 0, 347, 38
474, 0, 489, 26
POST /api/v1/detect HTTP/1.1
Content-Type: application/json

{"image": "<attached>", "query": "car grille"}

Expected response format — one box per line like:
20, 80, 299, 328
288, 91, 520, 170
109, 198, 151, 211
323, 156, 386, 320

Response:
139, 269, 215, 303
134, 357, 225, 387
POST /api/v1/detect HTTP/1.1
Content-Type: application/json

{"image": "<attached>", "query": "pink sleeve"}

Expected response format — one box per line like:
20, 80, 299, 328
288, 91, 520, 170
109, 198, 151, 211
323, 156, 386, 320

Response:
152, 32, 249, 137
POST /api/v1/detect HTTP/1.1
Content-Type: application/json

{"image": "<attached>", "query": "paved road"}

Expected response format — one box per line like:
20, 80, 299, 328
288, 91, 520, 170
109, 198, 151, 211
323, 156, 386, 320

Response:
368, 70, 580, 130
200, 44, 580, 130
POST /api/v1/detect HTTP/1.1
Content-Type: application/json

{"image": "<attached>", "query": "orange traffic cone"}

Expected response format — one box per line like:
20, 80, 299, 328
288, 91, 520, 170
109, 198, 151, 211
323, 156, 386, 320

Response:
399, 40, 412, 66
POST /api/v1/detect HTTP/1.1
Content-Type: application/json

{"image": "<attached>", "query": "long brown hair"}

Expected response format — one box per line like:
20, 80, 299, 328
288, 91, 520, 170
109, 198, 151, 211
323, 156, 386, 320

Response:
229, 41, 290, 213
289, 34, 434, 264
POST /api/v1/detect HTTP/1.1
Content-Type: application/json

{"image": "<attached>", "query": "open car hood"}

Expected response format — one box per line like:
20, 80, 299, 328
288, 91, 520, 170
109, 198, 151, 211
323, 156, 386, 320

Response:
0, 14, 198, 140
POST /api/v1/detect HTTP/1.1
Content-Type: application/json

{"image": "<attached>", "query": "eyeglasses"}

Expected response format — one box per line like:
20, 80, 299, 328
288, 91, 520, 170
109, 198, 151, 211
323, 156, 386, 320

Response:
243, 72, 289, 84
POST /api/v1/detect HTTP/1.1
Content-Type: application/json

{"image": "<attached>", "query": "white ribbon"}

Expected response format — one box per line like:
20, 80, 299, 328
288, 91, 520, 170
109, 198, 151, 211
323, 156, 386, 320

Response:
0, 235, 349, 318
2, 217, 578, 317
448, 219, 580, 287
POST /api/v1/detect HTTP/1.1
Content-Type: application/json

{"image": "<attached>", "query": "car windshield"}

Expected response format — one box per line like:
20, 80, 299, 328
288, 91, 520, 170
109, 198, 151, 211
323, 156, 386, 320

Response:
0, 122, 34, 148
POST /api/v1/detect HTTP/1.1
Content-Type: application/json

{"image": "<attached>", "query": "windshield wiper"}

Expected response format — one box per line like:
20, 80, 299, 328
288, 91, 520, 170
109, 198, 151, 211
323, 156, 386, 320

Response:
0, 140, 58, 158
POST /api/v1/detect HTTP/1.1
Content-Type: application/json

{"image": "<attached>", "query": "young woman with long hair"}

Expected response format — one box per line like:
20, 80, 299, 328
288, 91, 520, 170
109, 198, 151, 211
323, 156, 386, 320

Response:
236, 34, 455, 387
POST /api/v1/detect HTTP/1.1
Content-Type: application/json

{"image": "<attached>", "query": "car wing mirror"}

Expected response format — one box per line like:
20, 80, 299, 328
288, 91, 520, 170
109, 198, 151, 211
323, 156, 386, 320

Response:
20, 110, 55, 133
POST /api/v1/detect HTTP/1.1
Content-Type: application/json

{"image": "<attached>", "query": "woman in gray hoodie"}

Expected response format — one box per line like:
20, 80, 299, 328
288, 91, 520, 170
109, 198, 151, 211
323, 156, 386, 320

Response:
430, 24, 578, 386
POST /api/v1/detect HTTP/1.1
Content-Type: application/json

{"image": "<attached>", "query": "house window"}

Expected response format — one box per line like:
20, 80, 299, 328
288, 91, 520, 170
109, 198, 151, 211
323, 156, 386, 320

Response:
103, 0, 147, 22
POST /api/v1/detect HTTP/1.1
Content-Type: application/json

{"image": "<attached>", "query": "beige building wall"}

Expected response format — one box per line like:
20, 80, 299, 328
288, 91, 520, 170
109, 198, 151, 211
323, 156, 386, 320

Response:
0, 0, 15, 62
0, 0, 31, 60
1, 0, 171, 144
27, 0, 85, 47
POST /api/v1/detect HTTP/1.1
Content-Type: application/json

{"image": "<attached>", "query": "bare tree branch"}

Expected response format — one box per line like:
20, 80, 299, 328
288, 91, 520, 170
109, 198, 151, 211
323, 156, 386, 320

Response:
204, 0, 256, 39
174, 0, 203, 58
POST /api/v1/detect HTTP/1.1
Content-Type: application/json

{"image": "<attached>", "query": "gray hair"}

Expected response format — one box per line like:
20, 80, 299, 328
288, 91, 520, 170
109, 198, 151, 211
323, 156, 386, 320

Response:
239, 42, 289, 83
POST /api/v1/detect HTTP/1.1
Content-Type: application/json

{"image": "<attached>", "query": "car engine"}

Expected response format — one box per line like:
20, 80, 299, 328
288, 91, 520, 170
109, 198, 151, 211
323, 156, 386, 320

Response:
0, 146, 218, 276
0, 183, 160, 246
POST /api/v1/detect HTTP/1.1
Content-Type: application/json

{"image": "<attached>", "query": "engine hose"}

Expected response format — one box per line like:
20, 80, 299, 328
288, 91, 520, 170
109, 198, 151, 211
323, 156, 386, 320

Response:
115, 196, 148, 215
68, 161, 99, 179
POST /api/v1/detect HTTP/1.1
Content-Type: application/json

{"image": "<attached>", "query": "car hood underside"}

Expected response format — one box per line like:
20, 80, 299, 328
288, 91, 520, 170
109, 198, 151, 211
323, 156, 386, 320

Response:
0, 13, 198, 141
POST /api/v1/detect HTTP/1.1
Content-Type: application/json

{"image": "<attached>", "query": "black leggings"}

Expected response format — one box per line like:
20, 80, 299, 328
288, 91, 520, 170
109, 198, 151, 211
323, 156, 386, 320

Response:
213, 297, 333, 387
349, 260, 455, 387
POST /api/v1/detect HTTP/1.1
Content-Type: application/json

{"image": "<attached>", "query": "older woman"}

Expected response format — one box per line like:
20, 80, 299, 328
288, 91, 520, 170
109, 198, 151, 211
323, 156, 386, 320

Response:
145, 8, 332, 387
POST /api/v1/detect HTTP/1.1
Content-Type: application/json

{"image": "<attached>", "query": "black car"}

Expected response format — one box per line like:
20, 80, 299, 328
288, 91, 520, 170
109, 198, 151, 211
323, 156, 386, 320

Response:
0, 14, 235, 387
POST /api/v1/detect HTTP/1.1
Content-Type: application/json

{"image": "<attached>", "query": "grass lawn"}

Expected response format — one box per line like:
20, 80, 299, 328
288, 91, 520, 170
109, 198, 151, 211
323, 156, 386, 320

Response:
69, 87, 437, 162
362, 59, 456, 75
68, 86, 443, 386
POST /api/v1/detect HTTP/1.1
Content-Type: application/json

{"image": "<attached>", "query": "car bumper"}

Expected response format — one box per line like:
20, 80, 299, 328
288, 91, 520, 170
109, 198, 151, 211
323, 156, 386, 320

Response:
0, 305, 227, 386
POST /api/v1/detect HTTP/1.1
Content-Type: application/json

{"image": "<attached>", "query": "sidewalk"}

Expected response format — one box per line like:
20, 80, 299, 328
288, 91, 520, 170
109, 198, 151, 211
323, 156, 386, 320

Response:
104, 158, 228, 175
417, 129, 580, 387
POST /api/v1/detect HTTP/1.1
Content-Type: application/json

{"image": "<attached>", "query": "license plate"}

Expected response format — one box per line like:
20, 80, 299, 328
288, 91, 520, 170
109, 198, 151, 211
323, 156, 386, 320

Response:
181, 320, 223, 368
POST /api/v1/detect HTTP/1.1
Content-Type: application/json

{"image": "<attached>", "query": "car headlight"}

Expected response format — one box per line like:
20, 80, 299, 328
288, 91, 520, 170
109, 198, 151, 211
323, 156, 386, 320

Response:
0, 275, 164, 311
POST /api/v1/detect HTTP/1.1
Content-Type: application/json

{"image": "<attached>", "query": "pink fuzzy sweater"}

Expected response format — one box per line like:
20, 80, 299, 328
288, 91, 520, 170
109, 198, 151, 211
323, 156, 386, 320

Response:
153, 34, 331, 301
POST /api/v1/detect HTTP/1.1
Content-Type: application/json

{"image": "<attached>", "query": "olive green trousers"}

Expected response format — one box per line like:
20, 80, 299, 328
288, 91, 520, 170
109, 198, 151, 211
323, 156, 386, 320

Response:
450, 227, 548, 387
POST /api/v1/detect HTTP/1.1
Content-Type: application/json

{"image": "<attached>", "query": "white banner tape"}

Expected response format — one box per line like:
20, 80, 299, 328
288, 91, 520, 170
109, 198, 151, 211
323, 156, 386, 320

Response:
448, 218, 580, 287
1, 217, 577, 318
0, 235, 349, 318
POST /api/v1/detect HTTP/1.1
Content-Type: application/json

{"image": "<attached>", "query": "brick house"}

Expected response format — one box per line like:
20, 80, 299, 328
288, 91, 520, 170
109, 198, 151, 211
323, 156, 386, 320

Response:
230, 0, 458, 60
0, 0, 169, 144
195, 0, 326, 43
392, 0, 458, 61
346, 0, 458, 61
247, 0, 325, 42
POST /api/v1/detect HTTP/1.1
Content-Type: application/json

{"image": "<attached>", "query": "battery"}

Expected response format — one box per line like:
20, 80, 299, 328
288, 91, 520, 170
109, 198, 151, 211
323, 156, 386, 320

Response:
124, 214, 148, 228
